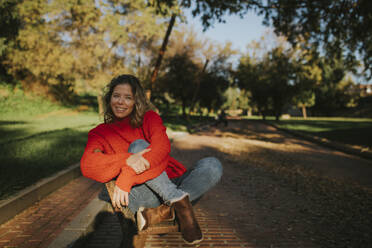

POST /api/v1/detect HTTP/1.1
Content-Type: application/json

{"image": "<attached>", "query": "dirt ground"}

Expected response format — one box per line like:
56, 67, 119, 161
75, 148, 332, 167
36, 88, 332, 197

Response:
170, 119, 372, 247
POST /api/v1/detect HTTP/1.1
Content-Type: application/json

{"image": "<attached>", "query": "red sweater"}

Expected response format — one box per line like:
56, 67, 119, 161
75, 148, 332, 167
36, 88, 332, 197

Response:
80, 110, 187, 192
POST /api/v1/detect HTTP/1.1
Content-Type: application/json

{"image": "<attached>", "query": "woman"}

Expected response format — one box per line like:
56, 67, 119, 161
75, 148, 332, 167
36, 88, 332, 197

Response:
80, 74, 222, 245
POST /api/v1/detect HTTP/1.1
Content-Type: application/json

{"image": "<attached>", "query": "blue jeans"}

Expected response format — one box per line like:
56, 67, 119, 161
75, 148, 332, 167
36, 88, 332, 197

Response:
100, 139, 223, 213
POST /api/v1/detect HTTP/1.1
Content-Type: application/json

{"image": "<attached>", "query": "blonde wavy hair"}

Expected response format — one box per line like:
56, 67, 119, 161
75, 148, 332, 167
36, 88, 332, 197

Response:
103, 74, 153, 127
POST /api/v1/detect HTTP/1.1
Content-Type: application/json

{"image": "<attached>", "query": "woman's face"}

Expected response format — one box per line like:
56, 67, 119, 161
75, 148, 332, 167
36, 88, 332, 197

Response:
110, 83, 135, 120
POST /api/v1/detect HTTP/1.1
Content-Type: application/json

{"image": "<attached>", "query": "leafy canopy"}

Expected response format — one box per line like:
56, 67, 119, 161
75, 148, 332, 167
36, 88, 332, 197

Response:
152, 0, 372, 79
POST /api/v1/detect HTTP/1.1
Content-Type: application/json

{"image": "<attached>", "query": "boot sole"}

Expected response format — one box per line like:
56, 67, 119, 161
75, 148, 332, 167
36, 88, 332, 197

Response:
183, 234, 203, 245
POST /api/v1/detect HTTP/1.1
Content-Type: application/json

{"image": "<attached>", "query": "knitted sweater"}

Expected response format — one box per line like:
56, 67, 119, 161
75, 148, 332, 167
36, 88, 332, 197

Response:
80, 110, 187, 192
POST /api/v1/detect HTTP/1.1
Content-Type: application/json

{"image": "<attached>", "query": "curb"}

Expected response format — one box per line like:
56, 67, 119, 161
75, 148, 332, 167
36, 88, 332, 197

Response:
47, 196, 111, 248
0, 163, 81, 225
266, 121, 372, 161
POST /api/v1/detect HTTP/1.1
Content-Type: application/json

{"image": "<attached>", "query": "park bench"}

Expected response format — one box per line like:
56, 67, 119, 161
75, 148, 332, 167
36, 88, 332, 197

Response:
105, 180, 179, 248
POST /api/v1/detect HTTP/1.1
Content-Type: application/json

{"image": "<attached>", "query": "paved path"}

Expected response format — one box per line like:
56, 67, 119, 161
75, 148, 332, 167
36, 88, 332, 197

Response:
0, 177, 101, 248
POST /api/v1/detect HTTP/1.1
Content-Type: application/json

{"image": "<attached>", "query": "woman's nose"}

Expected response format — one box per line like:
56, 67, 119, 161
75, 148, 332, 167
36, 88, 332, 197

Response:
118, 97, 125, 104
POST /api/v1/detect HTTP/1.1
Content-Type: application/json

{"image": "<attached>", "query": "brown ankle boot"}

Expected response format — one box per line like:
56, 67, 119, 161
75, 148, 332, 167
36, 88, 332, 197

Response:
173, 195, 203, 245
137, 204, 175, 231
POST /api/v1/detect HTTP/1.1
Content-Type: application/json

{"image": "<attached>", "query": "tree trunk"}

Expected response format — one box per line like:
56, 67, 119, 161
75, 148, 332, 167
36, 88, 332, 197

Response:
150, 13, 177, 95
248, 108, 252, 117
97, 95, 104, 116
301, 105, 307, 119
182, 100, 187, 118
188, 59, 209, 116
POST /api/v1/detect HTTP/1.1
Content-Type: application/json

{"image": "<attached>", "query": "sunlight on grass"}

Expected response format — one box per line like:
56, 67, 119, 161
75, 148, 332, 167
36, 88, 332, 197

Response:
0, 112, 100, 144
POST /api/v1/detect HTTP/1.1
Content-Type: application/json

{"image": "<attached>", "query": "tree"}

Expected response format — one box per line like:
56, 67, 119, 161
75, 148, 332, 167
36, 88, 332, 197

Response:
197, 42, 234, 113
149, 13, 176, 95
223, 86, 240, 110
236, 44, 298, 121
158, 52, 199, 117
293, 90, 315, 119
153, 0, 371, 79
0, 0, 21, 82
311, 56, 359, 116
223, 87, 252, 115
266, 47, 297, 120
197, 70, 229, 114
290, 40, 321, 119
155, 25, 210, 116
260, 0, 371, 78
156, 25, 234, 117
236, 55, 271, 119
237, 89, 252, 116
6, 0, 174, 105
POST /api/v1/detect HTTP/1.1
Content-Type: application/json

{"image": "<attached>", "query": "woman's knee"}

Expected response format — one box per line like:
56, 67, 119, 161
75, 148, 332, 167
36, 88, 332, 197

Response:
197, 157, 223, 181
128, 139, 149, 153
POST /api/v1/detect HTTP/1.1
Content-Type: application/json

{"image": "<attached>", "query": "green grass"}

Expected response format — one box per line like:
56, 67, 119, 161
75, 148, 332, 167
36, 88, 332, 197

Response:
0, 84, 62, 118
0, 83, 101, 199
0, 126, 93, 199
266, 117, 372, 149
0, 112, 100, 144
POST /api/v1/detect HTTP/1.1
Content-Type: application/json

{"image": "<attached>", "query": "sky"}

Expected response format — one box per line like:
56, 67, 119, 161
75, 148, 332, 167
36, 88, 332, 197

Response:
184, 9, 269, 54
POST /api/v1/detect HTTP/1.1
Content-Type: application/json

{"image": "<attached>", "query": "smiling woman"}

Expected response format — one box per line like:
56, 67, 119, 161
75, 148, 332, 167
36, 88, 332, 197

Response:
103, 75, 152, 127
80, 74, 223, 245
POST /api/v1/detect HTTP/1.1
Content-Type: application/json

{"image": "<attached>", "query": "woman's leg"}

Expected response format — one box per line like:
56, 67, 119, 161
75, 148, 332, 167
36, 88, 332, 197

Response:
129, 140, 203, 244
126, 183, 160, 213
171, 157, 223, 202
127, 139, 187, 211
97, 172, 163, 213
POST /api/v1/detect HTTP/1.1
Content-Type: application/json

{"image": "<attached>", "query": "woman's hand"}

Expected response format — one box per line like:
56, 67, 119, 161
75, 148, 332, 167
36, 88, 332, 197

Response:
113, 185, 129, 209
127, 148, 151, 174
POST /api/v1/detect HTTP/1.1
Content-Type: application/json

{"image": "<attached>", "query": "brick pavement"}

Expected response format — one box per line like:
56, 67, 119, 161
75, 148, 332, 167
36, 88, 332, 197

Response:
145, 207, 252, 248
81, 205, 252, 248
0, 177, 102, 248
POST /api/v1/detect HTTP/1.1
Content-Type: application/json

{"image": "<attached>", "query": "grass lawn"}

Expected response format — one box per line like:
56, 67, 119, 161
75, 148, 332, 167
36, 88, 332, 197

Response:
266, 117, 372, 149
0, 84, 102, 199
0, 109, 100, 199
0, 126, 95, 199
